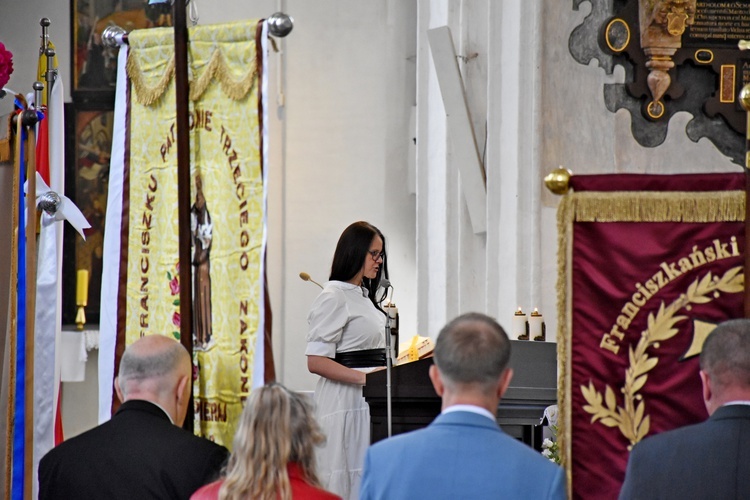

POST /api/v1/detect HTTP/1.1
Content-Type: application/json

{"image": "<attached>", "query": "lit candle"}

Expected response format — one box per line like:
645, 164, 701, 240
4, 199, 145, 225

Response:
76, 269, 89, 306
513, 307, 527, 340
529, 308, 544, 341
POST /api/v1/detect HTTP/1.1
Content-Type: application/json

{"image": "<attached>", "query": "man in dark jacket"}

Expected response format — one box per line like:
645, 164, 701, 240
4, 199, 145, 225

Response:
619, 318, 750, 499
39, 334, 228, 499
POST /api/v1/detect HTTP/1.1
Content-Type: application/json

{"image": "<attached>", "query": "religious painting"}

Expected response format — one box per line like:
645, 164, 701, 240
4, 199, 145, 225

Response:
62, 105, 114, 325
72, 0, 172, 92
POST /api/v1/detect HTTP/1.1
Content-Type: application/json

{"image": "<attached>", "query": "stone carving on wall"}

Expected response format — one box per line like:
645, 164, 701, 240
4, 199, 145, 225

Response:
570, 0, 749, 165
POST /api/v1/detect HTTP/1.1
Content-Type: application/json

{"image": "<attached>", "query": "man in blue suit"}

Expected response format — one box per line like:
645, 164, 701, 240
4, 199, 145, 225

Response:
619, 319, 750, 499
360, 312, 565, 500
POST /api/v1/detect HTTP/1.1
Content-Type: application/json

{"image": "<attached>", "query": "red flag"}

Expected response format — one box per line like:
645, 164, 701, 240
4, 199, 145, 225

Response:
36, 113, 49, 184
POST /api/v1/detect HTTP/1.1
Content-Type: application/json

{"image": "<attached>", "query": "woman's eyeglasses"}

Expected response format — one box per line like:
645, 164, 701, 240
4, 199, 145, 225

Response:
368, 250, 385, 261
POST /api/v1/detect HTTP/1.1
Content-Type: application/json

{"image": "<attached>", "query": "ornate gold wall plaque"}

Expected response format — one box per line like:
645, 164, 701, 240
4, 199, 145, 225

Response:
570, 0, 750, 166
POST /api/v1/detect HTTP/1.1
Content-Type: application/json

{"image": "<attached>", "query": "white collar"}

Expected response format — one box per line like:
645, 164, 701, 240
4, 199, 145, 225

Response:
149, 400, 175, 424
327, 280, 368, 296
723, 400, 750, 407
442, 404, 495, 422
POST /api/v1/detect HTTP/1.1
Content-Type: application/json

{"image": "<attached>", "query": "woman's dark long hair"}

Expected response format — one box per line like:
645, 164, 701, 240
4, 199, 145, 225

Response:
329, 221, 388, 307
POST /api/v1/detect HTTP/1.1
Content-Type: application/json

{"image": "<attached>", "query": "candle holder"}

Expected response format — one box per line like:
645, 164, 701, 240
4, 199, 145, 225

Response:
530, 308, 546, 341
76, 269, 89, 331
513, 307, 529, 340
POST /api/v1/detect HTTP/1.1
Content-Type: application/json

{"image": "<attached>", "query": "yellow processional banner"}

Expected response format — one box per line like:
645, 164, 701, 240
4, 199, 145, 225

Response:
125, 21, 265, 447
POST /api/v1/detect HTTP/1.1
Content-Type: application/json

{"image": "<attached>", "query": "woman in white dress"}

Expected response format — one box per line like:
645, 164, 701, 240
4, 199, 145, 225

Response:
305, 221, 388, 500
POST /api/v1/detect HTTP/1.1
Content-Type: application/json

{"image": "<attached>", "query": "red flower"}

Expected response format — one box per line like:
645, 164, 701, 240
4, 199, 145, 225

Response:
172, 311, 181, 327
169, 276, 179, 295
0, 42, 14, 90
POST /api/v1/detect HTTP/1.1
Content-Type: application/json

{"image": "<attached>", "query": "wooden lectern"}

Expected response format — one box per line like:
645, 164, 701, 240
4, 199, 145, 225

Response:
363, 340, 557, 449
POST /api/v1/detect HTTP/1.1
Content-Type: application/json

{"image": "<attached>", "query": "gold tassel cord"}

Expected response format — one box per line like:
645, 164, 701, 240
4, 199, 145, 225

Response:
127, 48, 258, 106
5, 116, 23, 499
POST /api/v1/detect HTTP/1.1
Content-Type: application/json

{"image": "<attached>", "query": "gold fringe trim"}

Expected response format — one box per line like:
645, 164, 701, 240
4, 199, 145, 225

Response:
556, 194, 574, 498
127, 51, 176, 107
555, 188, 743, 498
568, 191, 745, 222
127, 48, 258, 106
189, 49, 258, 102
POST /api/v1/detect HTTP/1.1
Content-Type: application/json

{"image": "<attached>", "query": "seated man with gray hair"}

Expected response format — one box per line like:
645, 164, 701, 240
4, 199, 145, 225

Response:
39, 335, 228, 500
360, 312, 565, 499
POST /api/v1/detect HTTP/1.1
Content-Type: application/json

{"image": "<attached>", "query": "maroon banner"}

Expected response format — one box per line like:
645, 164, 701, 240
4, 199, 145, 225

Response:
561, 173, 744, 499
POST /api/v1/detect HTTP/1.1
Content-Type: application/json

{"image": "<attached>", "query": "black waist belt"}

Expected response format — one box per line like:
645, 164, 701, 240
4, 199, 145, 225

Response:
334, 348, 386, 368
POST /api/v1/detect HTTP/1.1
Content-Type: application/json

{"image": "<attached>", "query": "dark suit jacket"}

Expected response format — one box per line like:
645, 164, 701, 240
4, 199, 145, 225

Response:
360, 410, 565, 500
39, 399, 229, 500
619, 404, 750, 500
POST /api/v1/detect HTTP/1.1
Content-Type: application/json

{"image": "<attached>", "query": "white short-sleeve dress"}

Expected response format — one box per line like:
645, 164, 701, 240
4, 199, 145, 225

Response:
305, 280, 386, 500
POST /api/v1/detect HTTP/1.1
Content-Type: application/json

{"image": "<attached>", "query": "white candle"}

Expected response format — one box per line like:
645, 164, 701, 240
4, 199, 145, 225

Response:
387, 304, 398, 320
512, 307, 527, 340
529, 308, 544, 341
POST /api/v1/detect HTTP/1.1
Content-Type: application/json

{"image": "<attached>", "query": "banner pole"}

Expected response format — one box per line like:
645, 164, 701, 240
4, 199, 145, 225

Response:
740, 40, 750, 318
173, 0, 194, 432
24, 90, 42, 499
740, 79, 750, 317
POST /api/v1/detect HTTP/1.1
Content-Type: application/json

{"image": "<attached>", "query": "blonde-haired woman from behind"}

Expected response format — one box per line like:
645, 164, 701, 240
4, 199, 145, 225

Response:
191, 383, 341, 500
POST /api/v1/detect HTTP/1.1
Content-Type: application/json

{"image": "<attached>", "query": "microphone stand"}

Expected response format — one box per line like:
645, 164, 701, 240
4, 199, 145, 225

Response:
385, 312, 393, 438
376, 279, 394, 437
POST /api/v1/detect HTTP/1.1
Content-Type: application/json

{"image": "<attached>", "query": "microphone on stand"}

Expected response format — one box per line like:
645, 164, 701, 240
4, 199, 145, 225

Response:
377, 278, 391, 303
377, 277, 394, 438
299, 272, 323, 289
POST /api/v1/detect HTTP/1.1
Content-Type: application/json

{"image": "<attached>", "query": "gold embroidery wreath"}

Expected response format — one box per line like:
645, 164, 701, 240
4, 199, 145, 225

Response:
580, 266, 743, 447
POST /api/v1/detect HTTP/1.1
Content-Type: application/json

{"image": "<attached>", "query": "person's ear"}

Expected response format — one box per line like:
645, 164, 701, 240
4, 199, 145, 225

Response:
174, 374, 190, 426
700, 370, 713, 414
114, 377, 124, 403
429, 364, 444, 396
496, 368, 513, 399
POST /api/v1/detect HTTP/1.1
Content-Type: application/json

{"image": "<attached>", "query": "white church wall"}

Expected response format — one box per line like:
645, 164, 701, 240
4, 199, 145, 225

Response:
415, 0, 548, 337
258, 0, 418, 390
0, 0, 71, 102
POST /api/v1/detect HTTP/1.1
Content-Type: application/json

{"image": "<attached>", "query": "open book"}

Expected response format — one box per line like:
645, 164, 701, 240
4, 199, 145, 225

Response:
395, 335, 434, 365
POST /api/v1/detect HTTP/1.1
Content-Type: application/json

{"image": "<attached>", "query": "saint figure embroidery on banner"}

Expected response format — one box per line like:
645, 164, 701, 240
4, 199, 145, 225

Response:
191, 174, 213, 349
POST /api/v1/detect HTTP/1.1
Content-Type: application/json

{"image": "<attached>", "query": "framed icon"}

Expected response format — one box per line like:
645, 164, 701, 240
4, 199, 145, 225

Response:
71, 0, 172, 94
62, 104, 114, 325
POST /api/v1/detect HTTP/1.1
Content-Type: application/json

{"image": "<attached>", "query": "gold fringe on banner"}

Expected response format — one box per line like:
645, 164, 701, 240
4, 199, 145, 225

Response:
556, 194, 573, 498
127, 49, 258, 106
555, 189, 745, 499
568, 190, 745, 222
126, 52, 176, 107
188, 49, 258, 102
